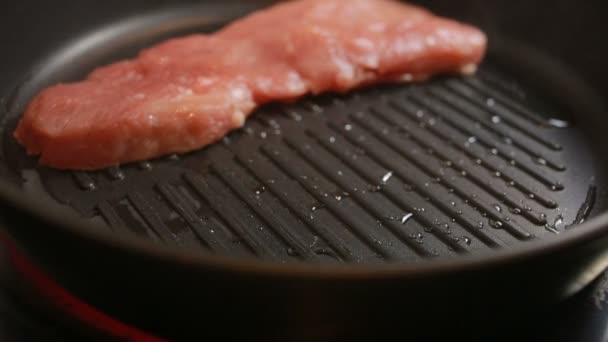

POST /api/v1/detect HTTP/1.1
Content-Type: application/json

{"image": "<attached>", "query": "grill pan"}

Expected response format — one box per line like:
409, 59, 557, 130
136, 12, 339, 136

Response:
0, 0, 608, 340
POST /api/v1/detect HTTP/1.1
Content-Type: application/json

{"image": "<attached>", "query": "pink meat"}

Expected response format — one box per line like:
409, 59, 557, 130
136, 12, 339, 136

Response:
14, 0, 487, 170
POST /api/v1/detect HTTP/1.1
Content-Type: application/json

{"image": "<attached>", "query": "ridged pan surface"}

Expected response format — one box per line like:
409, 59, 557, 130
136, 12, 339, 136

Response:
0, 7, 603, 264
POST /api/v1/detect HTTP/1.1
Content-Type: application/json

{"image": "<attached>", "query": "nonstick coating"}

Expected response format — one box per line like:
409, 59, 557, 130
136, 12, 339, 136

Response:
0, 0, 608, 340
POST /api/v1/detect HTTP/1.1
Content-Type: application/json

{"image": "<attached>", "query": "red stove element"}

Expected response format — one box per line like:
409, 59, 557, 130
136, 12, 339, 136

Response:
0, 235, 166, 342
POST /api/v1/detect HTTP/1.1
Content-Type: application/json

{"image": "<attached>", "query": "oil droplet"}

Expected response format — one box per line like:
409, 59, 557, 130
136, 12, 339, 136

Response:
486, 98, 496, 107
489, 220, 503, 229
450, 201, 456, 207
443, 225, 452, 235
329, 136, 336, 143
463, 236, 472, 245
492, 204, 502, 213
451, 236, 461, 242
547, 118, 570, 128
107, 166, 125, 180
259, 131, 268, 139
369, 184, 382, 192
509, 207, 522, 215
491, 116, 501, 124
337, 170, 343, 176
401, 213, 414, 224
490, 148, 499, 155
477, 221, 485, 229
344, 124, 353, 131
535, 157, 547, 166
468, 136, 477, 144
311, 203, 325, 212
507, 180, 516, 187
254, 186, 266, 195
138, 161, 152, 171
73, 173, 96, 191
381, 171, 394, 184
268, 119, 280, 128
554, 214, 564, 227
545, 226, 560, 234
415, 207, 426, 213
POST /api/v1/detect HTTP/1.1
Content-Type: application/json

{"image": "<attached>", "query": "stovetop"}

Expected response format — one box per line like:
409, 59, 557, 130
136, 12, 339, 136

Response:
1, 250, 608, 342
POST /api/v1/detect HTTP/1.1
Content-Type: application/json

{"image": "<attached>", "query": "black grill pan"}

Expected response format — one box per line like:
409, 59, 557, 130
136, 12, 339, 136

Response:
0, 1, 608, 340
12, 63, 600, 263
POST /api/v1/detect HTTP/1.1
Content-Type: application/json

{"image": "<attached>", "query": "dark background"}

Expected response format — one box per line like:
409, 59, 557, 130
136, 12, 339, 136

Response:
0, 1, 605, 98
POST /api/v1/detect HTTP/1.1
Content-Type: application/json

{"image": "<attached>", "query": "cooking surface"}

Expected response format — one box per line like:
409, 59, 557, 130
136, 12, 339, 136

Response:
1, 6, 606, 264
5, 62, 602, 263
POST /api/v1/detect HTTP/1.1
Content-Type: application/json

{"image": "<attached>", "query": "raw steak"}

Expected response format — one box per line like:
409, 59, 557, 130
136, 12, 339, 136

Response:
14, 0, 487, 170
